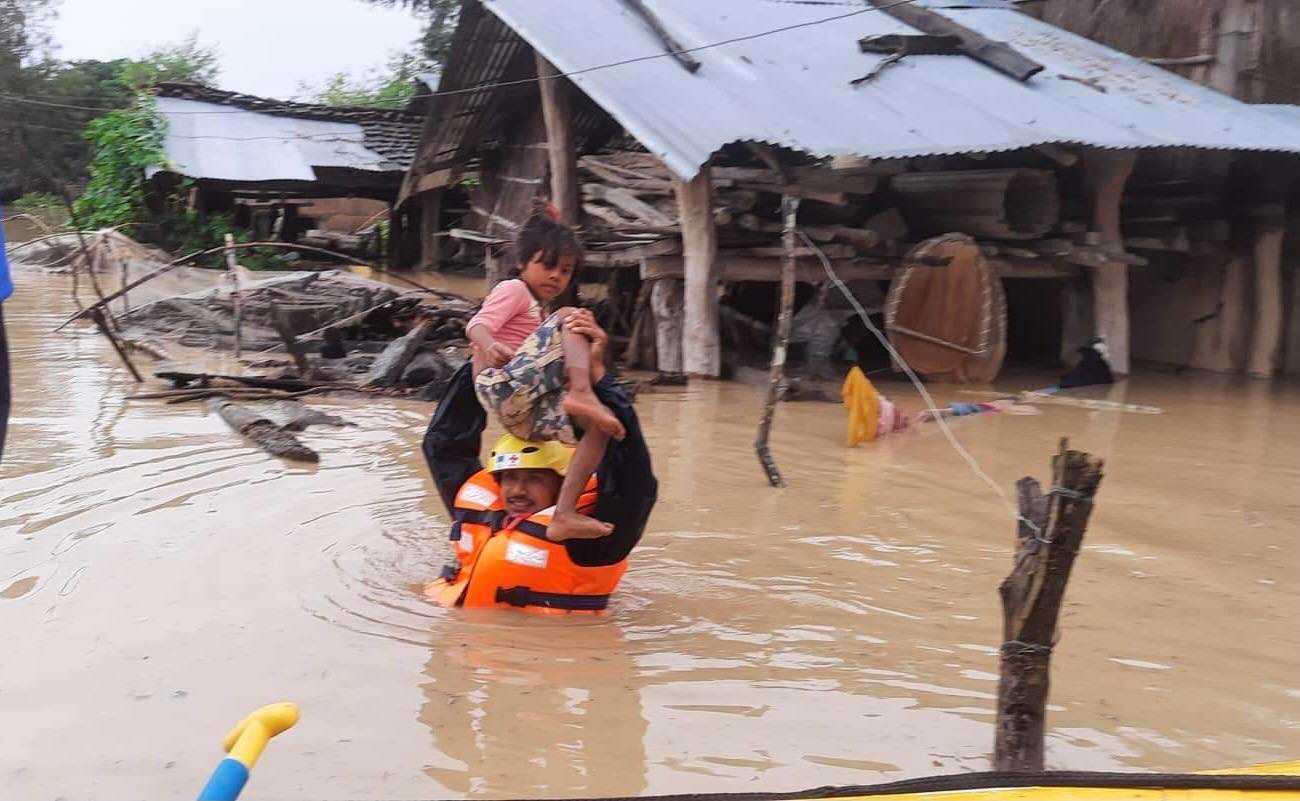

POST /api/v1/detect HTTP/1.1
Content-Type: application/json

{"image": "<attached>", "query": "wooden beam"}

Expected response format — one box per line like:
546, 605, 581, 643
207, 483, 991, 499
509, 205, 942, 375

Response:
1248, 213, 1285, 378
536, 54, 581, 225
755, 195, 800, 488
1192, 253, 1250, 372
865, 0, 1043, 81
583, 183, 675, 226
675, 167, 721, 377
619, 0, 702, 74
642, 255, 1080, 283
1083, 149, 1137, 375
650, 278, 685, 373
418, 189, 442, 271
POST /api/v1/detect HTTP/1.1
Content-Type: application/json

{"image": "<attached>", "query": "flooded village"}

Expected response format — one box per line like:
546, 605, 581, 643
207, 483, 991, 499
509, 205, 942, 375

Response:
3, 1, 1300, 799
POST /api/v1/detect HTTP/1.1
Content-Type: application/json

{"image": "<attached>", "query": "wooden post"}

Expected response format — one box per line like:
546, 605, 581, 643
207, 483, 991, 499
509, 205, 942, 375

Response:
1206, 0, 1262, 102
223, 233, 243, 359
755, 195, 800, 488
994, 439, 1105, 772
536, 54, 580, 225
1193, 252, 1250, 372
675, 165, 721, 377
1083, 149, 1136, 375
650, 277, 684, 374
419, 189, 443, 271
388, 204, 403, 270
1248, 210, 1285, 379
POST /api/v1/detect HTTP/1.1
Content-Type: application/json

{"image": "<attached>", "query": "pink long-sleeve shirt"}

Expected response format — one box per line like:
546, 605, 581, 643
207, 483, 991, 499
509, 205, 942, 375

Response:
466, 279, 542, 351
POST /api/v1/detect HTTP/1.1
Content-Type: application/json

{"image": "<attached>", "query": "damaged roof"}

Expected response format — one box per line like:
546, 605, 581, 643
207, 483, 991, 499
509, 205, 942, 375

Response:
152, 82, 423, 185
417, 0, 1300, 182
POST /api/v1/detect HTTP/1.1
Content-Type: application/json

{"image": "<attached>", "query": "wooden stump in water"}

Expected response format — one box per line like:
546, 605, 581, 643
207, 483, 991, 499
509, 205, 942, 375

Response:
994, 439, 1104, 771
207, 398, 319, 463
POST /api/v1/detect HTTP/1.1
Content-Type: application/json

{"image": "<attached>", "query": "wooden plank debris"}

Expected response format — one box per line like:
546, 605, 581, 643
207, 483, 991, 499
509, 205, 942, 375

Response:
363, 319, 435, 387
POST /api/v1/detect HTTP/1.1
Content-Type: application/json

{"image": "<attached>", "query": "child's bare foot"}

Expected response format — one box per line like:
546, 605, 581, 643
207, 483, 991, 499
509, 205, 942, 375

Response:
548, 511, 614, 541
563, 389, 626, 440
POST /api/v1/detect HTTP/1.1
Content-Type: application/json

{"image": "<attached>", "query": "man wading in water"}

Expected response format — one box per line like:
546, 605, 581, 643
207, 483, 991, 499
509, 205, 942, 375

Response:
421, 313, 657, 613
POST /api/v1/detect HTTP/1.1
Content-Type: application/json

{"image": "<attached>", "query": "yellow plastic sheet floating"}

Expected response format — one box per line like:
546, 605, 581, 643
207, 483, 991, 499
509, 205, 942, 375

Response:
842, 366, 880, 446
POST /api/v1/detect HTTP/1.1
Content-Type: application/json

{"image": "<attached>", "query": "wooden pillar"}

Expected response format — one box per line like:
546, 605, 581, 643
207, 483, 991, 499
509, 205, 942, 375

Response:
650, 277, 684, 373
1193, 252, 1250, 372
1206, 0, 1262, 102
418, 189, 443, 272
1248, 208, 1286, 379
387, 204, 402, 270
674, 166, 721, 377
1083, 149, 1136, 375
535, 54, 580, 225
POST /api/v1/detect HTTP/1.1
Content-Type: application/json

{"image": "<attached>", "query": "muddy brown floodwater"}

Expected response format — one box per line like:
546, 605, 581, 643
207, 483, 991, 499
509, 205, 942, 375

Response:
2, 266, 1299, 801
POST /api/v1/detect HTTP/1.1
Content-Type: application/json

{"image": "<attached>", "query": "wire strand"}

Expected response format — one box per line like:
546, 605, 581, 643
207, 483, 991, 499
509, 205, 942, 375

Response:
0, 0, 918, 116
797, 230, 1041, 535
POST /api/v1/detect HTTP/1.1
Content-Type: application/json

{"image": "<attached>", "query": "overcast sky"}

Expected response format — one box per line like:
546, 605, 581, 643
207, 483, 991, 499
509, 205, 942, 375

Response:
49, 0, 426, 100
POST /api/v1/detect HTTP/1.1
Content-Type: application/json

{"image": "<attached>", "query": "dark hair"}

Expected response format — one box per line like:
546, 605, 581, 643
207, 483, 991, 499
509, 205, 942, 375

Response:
513, 201, 583, 274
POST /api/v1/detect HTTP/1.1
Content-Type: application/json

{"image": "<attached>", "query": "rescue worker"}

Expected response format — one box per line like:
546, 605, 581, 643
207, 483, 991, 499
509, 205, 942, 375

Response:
421, 315, 656, 614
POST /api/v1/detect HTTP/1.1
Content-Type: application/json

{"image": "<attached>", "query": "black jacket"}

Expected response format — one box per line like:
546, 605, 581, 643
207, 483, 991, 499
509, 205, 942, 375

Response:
422, 364, 658, 567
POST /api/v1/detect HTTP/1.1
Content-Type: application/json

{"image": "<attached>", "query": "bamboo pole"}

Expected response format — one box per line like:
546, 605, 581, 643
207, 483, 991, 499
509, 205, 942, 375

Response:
89, 307, 144, 383
994, 438, 1105, 771
755, 195, 800, 488
223, 233, 243, 358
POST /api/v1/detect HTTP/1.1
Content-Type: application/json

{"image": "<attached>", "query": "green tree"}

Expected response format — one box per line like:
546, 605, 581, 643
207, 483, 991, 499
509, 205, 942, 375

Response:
300, 49, 433, 109
362, 0, 460, 67
1, 24, 219, 198
0, 0, 63, 197
117, 32, 220, 90
73, 95, 165, 229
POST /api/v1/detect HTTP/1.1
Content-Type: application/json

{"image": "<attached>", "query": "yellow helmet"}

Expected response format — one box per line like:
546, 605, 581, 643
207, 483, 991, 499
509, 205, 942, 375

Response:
487, 434, 572, 476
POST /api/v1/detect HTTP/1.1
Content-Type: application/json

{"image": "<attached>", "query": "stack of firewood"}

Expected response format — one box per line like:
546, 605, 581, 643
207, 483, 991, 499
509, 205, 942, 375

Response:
577, 151, 910, 258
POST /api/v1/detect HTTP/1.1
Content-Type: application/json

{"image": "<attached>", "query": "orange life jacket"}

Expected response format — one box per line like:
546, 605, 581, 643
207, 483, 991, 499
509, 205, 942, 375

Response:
427, 469, 625, 615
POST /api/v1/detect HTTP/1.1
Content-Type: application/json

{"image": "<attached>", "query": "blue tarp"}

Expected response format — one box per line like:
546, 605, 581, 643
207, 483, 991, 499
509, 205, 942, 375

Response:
0, 203, 11, 302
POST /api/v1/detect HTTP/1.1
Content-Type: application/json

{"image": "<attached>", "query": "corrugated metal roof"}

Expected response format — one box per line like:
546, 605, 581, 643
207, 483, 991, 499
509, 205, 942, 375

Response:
481, 0, 1300, 180
1256, 104, 1300, 128
156, 97, 401, 182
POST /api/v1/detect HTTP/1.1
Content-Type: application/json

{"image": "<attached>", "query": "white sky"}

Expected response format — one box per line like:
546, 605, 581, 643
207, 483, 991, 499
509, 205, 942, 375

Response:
49, 0, 427, 100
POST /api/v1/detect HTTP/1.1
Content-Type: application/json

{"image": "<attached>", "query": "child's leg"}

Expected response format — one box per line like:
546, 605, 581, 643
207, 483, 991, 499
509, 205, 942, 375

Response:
556, 308, 625, 440
546, 429, 614, 542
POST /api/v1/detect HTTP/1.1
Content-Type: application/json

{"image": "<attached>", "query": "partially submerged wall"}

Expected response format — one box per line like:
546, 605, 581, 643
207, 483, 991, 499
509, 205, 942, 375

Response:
1028, 0, 1300, 377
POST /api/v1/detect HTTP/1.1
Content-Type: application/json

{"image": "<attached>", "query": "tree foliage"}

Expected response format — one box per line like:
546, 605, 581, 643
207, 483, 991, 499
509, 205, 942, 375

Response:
361, 0, 460, 67
299, 50, 433, 109
117, 32, 220, 91
73, 95, 166, 229
0, 25, 220, 197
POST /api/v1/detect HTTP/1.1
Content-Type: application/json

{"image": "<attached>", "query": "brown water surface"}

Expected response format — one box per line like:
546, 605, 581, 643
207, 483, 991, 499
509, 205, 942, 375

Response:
2, 267, 1299, 800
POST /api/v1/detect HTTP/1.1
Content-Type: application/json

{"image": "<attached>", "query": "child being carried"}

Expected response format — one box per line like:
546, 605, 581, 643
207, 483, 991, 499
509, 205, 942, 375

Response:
466, 205, 624, 542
